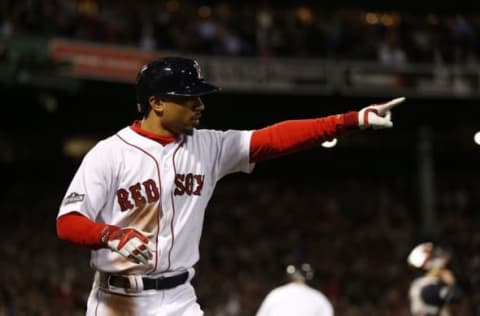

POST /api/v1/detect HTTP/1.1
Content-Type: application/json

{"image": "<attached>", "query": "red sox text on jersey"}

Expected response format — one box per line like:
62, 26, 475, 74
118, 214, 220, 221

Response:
116, 174, 205, 212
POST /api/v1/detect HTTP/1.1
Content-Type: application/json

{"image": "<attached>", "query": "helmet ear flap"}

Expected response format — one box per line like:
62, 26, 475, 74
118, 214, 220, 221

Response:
135, 83, 148, 115
136, 99, 150, 115
136, 102, 144, 114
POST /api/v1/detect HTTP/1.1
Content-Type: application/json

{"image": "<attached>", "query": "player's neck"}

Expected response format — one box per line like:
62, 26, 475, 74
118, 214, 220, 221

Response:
140, 116, 176, 137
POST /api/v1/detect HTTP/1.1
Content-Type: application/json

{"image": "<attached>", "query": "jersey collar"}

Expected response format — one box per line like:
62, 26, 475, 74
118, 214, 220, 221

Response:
130, 121, 178, 146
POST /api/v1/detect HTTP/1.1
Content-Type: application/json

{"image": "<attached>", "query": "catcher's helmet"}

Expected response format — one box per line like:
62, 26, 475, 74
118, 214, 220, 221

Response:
407, 242, 450, 270
286, 263, 314, 282
135, 57, 220, 114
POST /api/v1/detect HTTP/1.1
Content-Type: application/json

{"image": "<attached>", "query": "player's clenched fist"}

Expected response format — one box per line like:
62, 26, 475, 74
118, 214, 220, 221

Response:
100, 226, 155, 264
358, 97, 405, 129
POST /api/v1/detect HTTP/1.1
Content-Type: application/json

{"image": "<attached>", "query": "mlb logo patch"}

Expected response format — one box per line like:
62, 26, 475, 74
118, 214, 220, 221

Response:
63, 192, 85, 205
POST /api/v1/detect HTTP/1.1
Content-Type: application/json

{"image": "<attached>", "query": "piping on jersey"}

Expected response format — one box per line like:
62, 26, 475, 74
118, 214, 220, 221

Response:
115, 134, 163, 274
166, 142, 183, 271
94, 287, 101, 316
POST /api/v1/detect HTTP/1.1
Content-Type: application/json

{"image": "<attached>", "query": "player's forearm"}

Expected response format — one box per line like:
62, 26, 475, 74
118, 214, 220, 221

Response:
250, 112, 358, 162
56, 212, 116, 249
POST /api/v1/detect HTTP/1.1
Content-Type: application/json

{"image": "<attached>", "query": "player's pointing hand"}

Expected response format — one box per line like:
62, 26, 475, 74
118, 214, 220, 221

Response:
358, 97, 405, 129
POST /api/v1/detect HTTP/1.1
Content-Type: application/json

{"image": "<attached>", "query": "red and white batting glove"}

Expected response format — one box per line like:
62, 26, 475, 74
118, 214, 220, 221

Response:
100, 226, 155, 264
358, 97, 405, 129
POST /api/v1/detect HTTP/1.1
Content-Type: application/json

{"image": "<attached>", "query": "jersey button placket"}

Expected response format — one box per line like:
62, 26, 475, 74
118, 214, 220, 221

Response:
159, 154, 175, 272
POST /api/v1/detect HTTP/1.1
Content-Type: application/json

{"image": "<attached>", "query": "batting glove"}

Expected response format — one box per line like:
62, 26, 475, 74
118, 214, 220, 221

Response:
100, 226, 155, 264
358, 97, 405, 129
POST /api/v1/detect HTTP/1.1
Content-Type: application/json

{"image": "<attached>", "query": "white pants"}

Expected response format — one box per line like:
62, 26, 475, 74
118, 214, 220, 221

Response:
86, 273, 203, 316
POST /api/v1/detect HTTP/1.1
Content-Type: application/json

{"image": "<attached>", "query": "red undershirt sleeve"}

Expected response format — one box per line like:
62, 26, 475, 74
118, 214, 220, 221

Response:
56, 212, 118, 249
250, 111, 359, 163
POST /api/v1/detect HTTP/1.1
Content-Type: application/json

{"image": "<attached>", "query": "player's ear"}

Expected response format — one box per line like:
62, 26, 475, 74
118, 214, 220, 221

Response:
148, 96, 164, 114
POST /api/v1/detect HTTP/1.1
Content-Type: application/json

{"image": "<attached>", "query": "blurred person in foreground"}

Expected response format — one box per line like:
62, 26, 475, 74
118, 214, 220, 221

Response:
256, 263, 334, 316
56, 55, 404, 315
407, 242, 462, 316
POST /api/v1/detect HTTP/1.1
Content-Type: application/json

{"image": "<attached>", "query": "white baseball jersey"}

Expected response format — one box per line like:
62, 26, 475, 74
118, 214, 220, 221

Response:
409, 275, 451, 316
58, 126, 253, 276
256, 283, 334, 316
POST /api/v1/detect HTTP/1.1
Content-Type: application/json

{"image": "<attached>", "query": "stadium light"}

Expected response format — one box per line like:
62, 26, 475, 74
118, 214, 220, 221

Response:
321, 138, 338, 148
474, 131, 480, 146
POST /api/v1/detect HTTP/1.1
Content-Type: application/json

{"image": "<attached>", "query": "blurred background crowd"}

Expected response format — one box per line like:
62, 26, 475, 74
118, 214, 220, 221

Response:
1, 0, 480, 64
1, 0, 480, 316
1, 163, 479, 315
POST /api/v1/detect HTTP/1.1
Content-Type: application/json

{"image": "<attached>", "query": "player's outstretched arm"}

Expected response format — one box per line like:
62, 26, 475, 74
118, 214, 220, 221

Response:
250, 97, 405, 162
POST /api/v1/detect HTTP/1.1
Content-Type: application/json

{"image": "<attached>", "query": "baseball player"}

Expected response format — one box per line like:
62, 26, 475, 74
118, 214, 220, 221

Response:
56, 56, 405, 315
256, 263, 334, 316
407, 242, 462, 316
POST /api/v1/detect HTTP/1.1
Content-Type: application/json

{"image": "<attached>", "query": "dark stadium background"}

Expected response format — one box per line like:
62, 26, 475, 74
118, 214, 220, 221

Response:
1, 1, 480, 315
2, 84, 479, 315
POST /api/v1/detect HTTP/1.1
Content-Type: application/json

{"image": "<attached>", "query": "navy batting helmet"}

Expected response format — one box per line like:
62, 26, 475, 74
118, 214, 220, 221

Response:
135, 57, 220, 114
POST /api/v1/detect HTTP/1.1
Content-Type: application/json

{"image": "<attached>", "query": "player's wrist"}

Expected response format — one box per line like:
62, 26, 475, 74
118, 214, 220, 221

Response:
99, 225, 121, 247
343, 111, 359, 130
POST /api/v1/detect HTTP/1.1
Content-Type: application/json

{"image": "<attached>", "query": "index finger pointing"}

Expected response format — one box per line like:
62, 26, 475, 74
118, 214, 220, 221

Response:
377, 97, 406, 113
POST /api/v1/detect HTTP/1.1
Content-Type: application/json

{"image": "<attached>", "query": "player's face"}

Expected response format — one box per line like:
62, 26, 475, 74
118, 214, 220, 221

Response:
160, 96, 205, 135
